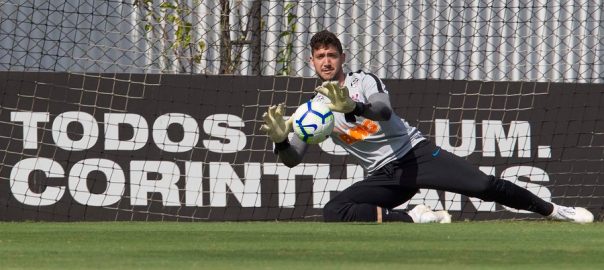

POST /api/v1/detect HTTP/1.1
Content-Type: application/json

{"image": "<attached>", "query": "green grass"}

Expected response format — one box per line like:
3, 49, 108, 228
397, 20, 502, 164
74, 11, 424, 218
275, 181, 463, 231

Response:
0, 221, 603, 270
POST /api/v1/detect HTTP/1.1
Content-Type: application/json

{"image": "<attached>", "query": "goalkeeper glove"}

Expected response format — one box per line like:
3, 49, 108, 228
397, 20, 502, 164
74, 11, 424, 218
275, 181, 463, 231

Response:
315, 81, 356, 113
259, 103, 293, 143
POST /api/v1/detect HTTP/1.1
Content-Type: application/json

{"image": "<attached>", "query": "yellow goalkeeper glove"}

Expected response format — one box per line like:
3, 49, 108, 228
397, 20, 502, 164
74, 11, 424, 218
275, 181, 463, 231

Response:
315, 81, 356, 113
259, 103, 293, 143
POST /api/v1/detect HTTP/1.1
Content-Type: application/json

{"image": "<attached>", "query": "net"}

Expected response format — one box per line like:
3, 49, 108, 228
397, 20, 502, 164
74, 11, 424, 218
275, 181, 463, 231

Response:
0, 0, 603, 221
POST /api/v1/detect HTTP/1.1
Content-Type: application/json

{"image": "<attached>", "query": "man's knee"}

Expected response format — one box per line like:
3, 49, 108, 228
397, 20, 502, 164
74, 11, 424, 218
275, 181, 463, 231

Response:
322, 200, 345, 222
323, 200, 381, 222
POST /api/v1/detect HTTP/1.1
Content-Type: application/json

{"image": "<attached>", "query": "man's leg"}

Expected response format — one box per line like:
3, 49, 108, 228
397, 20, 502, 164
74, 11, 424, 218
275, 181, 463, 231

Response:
322, 182, 417, 222
399, 141, 593, 223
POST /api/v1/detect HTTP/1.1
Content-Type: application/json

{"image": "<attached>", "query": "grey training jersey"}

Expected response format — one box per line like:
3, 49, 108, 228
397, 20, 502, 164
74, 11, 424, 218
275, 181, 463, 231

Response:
314, 70, 425, 173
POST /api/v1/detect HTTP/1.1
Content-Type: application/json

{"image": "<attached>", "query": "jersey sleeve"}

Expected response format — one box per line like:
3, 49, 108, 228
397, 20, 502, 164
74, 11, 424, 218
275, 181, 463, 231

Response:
361, 72, 388, 98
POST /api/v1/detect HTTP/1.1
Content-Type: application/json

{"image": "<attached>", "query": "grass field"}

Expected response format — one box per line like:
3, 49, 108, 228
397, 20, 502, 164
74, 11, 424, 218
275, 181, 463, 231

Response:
0, 221, 603, 269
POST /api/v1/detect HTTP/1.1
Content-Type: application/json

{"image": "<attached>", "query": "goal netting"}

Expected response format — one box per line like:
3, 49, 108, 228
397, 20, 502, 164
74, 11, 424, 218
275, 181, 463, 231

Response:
1, 0, 603, 221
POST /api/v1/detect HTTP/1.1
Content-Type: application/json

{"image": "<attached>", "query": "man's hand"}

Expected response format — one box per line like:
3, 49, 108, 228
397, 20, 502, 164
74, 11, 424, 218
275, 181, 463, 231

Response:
260, 103, 293, 143
315, 81, 356, 113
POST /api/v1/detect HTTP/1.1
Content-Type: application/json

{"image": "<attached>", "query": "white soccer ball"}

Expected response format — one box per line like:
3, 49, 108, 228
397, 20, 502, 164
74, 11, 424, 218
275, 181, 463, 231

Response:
291, 100, 335, 144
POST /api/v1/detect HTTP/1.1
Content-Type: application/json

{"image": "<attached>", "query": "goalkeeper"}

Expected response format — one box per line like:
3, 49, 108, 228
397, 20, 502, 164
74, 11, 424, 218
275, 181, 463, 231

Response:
261, 30, 594, 223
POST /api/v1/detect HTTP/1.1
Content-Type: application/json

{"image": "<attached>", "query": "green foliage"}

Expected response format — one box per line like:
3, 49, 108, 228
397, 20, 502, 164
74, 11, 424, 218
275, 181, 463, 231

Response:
133, 0, 295, 74
277, 2, 297, 76
135, 0, 206, 71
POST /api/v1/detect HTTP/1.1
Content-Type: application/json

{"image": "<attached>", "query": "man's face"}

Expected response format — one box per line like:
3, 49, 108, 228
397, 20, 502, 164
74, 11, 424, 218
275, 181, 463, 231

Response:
310, 44, 346, 81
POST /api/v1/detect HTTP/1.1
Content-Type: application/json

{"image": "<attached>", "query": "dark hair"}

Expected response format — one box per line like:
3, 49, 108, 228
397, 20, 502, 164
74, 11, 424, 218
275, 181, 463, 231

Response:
310, 30, 343, 54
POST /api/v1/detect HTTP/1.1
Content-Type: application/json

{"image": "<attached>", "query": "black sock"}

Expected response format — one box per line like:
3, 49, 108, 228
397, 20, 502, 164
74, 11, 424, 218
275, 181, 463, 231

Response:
382, 209, 414, 222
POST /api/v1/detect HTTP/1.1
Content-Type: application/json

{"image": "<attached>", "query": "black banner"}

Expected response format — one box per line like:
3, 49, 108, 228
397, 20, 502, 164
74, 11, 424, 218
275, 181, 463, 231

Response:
0, 72, 602, 221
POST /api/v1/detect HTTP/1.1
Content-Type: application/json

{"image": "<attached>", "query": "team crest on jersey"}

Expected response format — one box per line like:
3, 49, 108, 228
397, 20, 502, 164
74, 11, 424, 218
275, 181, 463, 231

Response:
351, 77, 359, 88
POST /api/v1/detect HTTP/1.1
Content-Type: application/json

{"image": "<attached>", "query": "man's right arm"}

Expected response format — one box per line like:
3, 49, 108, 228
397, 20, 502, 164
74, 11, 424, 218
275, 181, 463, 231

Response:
275, 135, 308, 168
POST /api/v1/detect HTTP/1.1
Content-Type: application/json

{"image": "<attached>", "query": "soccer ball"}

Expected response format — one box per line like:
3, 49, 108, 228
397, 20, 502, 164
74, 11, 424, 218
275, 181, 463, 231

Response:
291, 100, 335, 144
